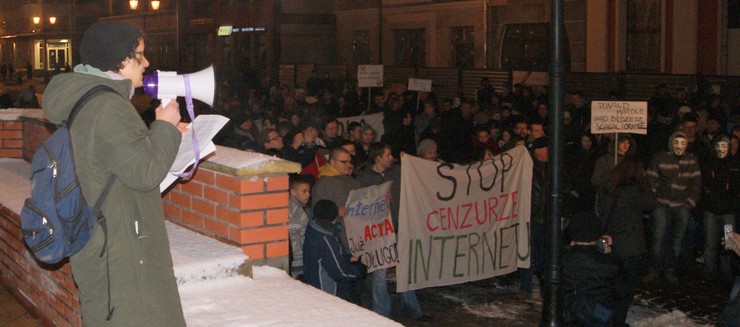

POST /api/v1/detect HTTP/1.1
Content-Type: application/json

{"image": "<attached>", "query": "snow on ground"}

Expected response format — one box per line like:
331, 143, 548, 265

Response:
179, 266, 401, 327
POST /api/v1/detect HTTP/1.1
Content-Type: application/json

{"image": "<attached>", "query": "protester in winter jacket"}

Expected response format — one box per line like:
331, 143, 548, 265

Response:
42, 21, 185, 326
644, 130, 702, 284
700, 134, 740, 281
282, 124, 326, 184
562, 212, 622, 327
355, 143, 427, 320
288, 177, 311, 279
518, 138, 549, 299
564, 132, 601, 217
591, 133, 636, 191
303, 200, 363, 300
599, 156, 657, 326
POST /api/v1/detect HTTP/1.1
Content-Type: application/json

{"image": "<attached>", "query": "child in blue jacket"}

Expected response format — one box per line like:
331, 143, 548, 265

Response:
303, 199, 362, 300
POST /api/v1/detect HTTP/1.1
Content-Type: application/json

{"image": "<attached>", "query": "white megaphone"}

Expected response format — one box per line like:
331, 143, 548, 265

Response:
143, 65, 215, 107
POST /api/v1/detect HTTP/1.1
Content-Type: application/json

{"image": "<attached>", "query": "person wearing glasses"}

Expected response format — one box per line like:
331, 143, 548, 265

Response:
257, 128, 284, 157
41, 21, 186, 326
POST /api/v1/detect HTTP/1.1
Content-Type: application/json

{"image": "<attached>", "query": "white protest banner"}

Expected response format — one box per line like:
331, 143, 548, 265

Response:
397, 145, 533, 292
344, 181, 397, 273
357, 65, 384, 88
408, 78, 432, 92
336, 112, 385, 140
590, 101, 648, 135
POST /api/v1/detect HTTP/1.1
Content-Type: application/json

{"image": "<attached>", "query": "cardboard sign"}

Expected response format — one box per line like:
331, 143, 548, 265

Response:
357, 65, 384, 88
408, 78, 432, 92
590, 101, 648, 135
344, 182, 397, 273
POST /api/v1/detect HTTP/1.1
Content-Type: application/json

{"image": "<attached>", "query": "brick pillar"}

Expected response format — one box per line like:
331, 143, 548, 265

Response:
162, 146, 300, 270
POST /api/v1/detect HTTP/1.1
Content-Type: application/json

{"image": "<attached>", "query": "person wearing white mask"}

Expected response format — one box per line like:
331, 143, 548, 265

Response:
700, 134, 740, 282
644, 131, 702, 285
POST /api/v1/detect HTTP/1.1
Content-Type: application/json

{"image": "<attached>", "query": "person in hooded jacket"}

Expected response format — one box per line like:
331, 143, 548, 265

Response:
644, 130, 702, 284
564, 132, 601, 217
700, 134, 740, 282
591, 133, 636, 191
303, 199, 363, 300
599, 156, 657, 326
562, 211, 623, 327
42, 21, 185, 326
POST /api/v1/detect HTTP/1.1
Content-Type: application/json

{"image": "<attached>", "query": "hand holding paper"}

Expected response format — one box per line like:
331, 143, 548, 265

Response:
160, 114, 229, 193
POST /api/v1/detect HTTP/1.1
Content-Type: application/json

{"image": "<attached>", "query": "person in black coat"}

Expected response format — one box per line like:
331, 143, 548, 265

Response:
564, 132, 601, 217
701, 134, 740, 282
563, 211, 623, 327
599, 156, 657, 326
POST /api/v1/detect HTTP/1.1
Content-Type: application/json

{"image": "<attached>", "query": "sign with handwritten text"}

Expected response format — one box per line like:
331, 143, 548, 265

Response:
590, 101, 648, 135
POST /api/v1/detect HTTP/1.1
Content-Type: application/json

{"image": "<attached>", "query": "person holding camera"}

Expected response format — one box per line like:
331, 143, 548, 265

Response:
562, 212, 623, 327
598, 156, 657, 327
717, 232, 740, 327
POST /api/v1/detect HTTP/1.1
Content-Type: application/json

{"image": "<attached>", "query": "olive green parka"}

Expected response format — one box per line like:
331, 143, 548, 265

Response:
42, 65, 185, 326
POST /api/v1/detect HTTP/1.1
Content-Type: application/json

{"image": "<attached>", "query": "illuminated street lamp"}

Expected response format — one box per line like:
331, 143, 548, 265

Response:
151, 1, 160, 11
130, 0, 139, 10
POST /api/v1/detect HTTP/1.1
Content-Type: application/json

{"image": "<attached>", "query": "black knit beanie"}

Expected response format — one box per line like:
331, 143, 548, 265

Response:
313, 200, 338, 223
80, 20, 143, 71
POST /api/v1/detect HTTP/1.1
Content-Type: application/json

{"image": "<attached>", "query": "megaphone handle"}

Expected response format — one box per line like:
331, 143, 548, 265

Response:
161, 98, 172, 107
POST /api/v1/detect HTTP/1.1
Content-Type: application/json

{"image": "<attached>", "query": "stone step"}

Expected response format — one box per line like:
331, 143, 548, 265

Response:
167, 221, 249, 285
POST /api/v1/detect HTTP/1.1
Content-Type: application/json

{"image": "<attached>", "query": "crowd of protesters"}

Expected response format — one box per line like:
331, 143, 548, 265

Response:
204, 71, 740, 325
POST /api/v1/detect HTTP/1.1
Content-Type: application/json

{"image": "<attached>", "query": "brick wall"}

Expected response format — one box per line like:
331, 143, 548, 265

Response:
0, 121, 24, 158
0, 113, 297, 325
0, 206, 82, 327
20, 117, 54, 162
162, 170, 292, 267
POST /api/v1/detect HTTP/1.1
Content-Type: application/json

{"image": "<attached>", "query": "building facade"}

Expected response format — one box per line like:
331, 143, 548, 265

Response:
0, 0, 736, 91
334, 0, 739, 75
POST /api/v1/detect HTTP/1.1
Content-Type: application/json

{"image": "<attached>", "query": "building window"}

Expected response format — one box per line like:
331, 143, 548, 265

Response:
626, 0, 661, 72
451, 26, 474, 69
351, 30, 370, 65
500, 24, 553, 72
394, 29, 425, 67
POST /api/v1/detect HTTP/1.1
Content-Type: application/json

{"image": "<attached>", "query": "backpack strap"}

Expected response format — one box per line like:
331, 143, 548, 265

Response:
65, 85, 118, 127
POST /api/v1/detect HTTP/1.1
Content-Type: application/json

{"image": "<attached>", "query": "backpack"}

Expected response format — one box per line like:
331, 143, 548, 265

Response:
21, 85, 118, 265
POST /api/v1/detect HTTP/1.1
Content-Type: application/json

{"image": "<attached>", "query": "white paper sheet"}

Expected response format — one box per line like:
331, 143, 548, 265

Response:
160, 115, 229, 193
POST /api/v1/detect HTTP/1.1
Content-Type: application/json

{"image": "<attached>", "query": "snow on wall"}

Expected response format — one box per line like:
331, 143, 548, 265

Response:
0, 158, 31, 213
0, 108, 45, 121
207, 145, 289, 170
167, 221, 248, 285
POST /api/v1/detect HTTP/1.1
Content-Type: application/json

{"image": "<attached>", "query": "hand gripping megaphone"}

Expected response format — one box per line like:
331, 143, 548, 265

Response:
143, 65, 215, 107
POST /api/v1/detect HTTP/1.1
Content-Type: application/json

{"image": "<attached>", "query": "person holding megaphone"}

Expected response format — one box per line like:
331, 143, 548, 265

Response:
42, 20, 186, 326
